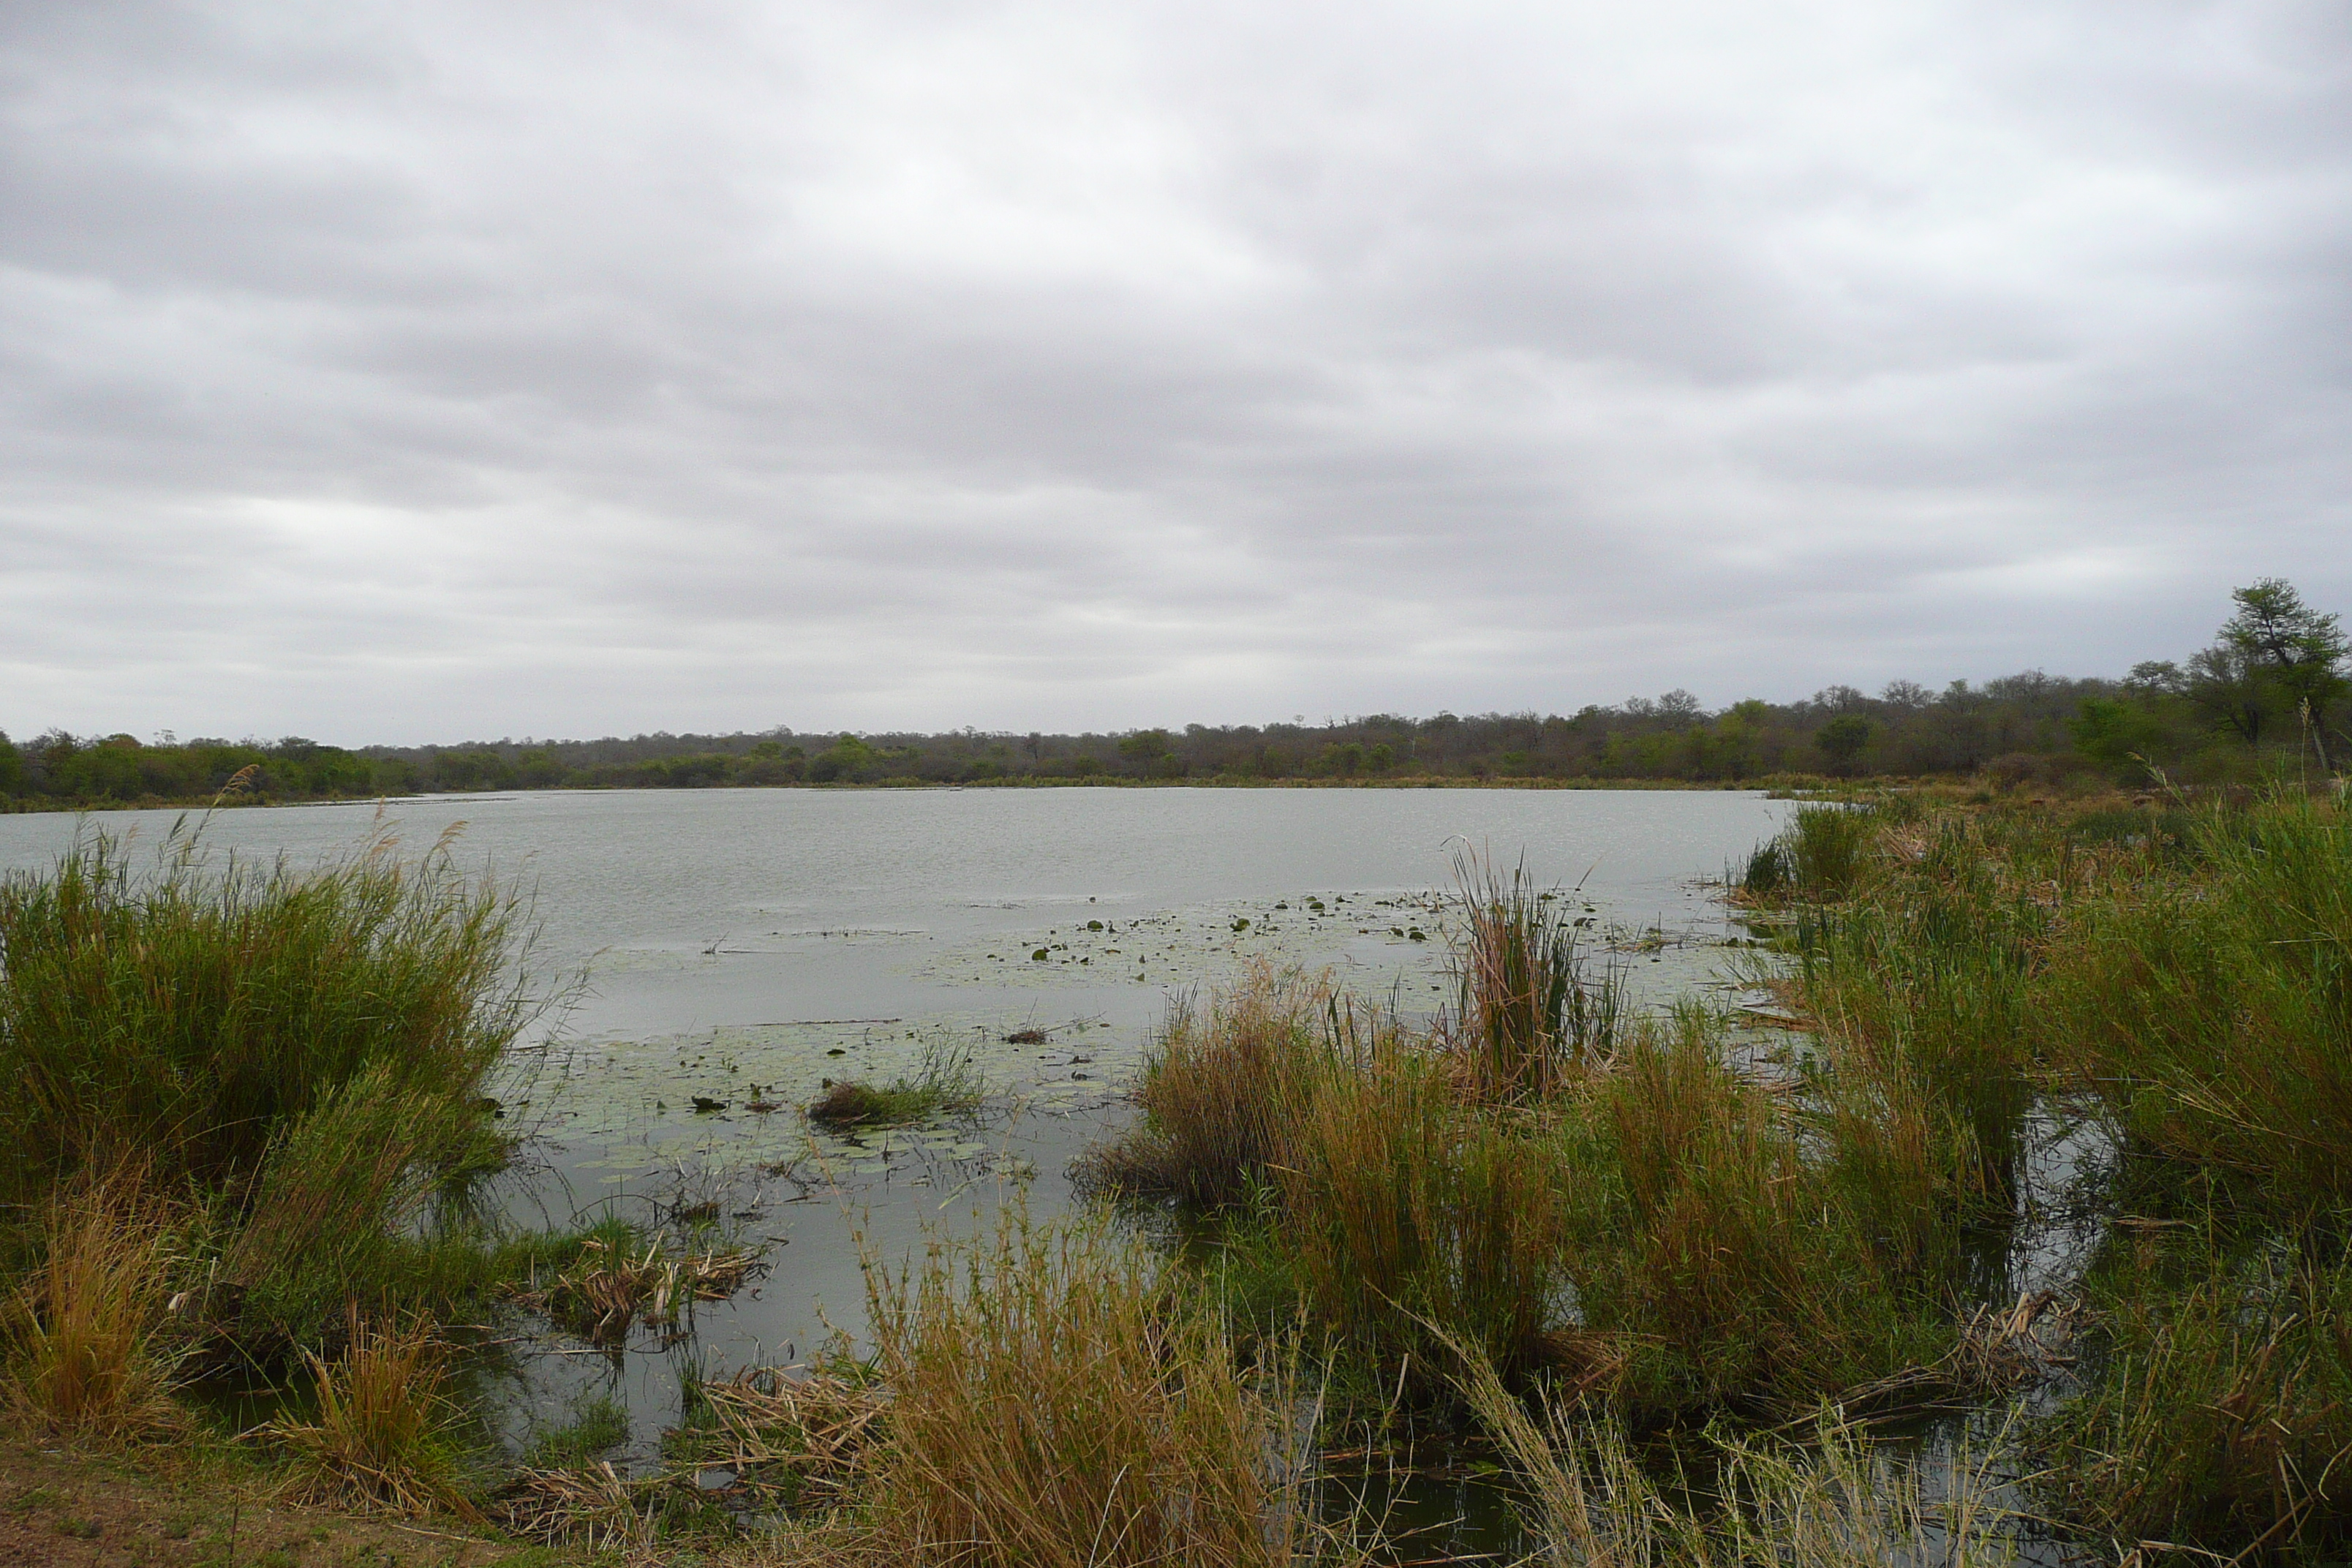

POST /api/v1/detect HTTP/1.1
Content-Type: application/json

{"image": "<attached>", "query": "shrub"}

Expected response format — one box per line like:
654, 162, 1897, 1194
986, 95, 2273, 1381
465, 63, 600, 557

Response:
0, 827, 538, 1208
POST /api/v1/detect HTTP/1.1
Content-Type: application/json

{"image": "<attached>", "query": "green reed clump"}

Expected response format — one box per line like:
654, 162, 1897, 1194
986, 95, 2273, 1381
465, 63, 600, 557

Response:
222, 1062, 516, 1352
1780, 803, 1878, 899
1448, 851, 1620, 1104
1275, 1047, 1566, 1387
860, 1208, 1324, 1568
1071, 966, 1335, 1206
2032, 1230, 2352, 1561
805, 1039, 984, 1130
1561, 1014, 1956, 1417
0, 827, 538, 1208
518, 1390, 630, 1470
2036, 791, 2352, 1208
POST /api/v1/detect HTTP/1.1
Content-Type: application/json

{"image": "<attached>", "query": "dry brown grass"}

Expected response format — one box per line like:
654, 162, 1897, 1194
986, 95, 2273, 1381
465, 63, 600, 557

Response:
3, 1162, 184, 1441
857, 1208, 1331, 1568
701, 1367, 888, 1510
504, 1235, 761, 1346
500, 1460, 657, 1555
267, 1309, 478, 1519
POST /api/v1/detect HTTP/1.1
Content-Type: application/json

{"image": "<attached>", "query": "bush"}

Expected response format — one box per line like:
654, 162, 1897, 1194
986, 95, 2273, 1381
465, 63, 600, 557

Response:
0, 827, 538, 1207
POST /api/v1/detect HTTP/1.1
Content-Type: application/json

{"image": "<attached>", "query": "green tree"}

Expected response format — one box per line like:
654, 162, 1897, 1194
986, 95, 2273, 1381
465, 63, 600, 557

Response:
0, 731, 20, 796
2068, 697, 2166, 774
1814, 715, 1874, 773
2191, 580, 2348, 755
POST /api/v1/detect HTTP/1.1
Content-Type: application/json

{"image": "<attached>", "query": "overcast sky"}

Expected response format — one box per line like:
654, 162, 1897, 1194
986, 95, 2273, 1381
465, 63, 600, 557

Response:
4, 2, 2347, 745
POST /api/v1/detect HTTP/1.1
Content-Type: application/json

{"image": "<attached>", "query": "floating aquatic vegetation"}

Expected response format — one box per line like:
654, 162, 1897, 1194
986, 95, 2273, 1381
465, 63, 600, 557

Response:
505, 1237, 764, 1347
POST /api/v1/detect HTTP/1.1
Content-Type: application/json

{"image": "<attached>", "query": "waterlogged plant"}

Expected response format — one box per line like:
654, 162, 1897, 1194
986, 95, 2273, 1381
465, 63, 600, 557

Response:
804, 1039, 984, 1130
268, 1311, 479, 1519
1446, 848, 1621, 1103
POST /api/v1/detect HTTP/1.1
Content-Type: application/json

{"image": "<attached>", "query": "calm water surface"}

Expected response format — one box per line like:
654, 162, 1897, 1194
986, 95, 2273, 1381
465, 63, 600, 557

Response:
0, 786, 1790, 1532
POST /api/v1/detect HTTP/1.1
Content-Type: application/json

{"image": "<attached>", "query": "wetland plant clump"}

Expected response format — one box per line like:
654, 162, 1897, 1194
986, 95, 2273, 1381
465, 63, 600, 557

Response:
804, 1039, 984, 1130
856, 1207, 1326, 1568
266, 1308, 479, 1520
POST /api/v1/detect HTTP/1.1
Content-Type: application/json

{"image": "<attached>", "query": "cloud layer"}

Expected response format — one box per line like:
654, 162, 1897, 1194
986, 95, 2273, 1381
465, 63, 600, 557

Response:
4, 1, 2348, 743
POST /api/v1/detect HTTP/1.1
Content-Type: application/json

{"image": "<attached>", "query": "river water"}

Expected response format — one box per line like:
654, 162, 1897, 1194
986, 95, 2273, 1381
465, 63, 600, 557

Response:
0, 785, 1790, 1522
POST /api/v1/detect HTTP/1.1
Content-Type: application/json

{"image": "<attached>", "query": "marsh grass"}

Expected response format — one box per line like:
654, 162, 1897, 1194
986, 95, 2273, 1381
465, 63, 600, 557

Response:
2036, 792, 2352, 1207
2030, 1233, 2352, 1560
806, 1040, 984, 1130
1456, 1337, 2026, 1568
1277, 1047, 1566, 1388
860, 1208, 1328, 1568
1071, 966, 1335, 1206
1564, 1014, 1957, 1417
0, 826, 541, 1210
1445, 850, 1620, 1104
516, 1390, 630, 1470
3, 1162, 184, 1441
268, 1309, 478, 1519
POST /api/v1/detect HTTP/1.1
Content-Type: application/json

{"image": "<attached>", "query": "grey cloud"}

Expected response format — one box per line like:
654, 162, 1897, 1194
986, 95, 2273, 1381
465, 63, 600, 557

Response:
1, 0, 2348, 742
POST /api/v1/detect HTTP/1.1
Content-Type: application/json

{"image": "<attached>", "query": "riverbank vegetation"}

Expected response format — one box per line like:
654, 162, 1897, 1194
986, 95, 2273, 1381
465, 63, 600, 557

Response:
7, 578, 2342, 807
1071, 785, 2352, 1563
6, 760, 2351, 1561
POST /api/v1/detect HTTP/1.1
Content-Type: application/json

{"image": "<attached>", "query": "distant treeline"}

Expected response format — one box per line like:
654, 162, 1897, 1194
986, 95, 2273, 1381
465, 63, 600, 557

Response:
6, 581, 2344, 809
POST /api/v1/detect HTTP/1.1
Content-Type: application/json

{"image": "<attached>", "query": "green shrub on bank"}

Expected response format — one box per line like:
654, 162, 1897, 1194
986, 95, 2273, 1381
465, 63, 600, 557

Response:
0, 827, 538, 1209
0, 826, 576, 1373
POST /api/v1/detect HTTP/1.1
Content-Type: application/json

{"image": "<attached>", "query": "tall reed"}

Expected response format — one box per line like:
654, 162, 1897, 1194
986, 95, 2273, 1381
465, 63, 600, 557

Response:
1447, 851, 1618, 1104
1564, 1014, 1953, 1415
0, 826, 540, 1207
862, 1209, 1322, 1568
1456, 1337, 2024, 1568
2032, 1234, 2352, 1558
